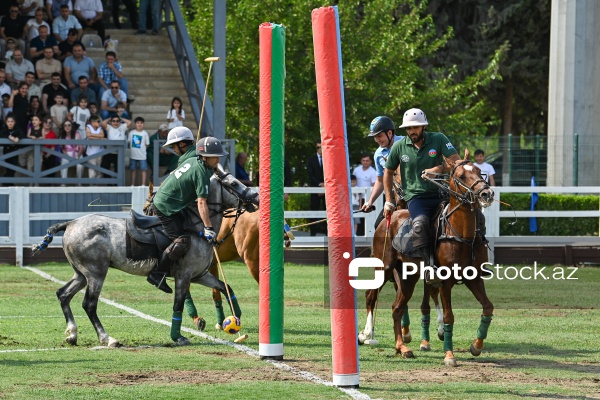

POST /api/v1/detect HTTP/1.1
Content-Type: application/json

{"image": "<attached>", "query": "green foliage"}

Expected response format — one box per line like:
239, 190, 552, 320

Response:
182, 0, 504, 184
499, 193, 599, 236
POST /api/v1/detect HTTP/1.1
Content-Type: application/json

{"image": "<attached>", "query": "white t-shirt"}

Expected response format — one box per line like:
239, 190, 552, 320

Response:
74, 0, 103, 20
26, 20, 51, 39
85, 123, 104, 155
167, 109, 185, 129
69, 106, 91, 135
475, 162, 496, 183
352, 165, 377, 187
128, 130, 149, 160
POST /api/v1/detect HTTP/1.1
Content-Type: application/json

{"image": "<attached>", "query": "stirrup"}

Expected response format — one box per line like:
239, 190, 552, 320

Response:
424, 268, 443, 288
147, 272, 173, 294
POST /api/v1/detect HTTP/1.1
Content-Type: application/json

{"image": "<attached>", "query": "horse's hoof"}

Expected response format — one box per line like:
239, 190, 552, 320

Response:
215, 323, 223, 330
193, 317, 206, 332
107, 337, 121, 348
444, 357, 458, 367
65, 336, 77, 346
420, 341, 431, 351
358, 332, 366, 345
402, 331, 412, 344
400, 350, 414, 359
470, 341, 483, 356
174, 336, 191, 346
438, 329, 444, 341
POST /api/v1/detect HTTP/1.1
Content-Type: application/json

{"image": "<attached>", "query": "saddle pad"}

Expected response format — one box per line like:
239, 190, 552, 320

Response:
391, 217, 419, 256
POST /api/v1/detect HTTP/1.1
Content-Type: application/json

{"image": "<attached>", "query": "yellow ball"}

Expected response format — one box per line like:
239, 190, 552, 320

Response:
222, 316, 242, 334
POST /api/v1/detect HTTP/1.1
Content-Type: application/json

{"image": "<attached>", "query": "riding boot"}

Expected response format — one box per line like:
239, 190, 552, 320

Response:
412, 215, 441, 287
147, 252, 173, 293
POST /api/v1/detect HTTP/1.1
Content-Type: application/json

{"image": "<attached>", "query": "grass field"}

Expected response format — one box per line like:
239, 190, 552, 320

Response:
1, 261, 599, 399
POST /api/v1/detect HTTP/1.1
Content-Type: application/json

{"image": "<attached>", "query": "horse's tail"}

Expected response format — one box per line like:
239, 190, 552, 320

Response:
30, 222, 70, 256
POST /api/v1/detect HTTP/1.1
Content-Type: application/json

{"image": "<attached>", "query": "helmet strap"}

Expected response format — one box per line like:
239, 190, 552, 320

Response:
385, 130, 394, 148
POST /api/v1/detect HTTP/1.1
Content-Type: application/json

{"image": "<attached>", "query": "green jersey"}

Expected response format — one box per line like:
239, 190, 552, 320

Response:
385, 131, 458, 201
177, 146, 197, 167
153, 157, 212, 216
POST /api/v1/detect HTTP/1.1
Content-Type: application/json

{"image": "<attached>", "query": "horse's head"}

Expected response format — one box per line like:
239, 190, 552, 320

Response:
212, 164, 259, 213
449, 160, 494, 208
143, 182, 156, 215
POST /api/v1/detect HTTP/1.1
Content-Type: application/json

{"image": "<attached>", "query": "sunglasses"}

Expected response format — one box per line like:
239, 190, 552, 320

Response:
111, 119, 120, 123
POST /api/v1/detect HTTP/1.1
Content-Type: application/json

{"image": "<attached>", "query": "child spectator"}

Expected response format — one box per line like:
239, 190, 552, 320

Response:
128, 116, 149, 186
351, 174, 360, 234
88, 102, 100, 119
85, 115, 105, 179
2, 94, 13, 119
50, 93, 68, 131
167, 96, 185, 129
26, 114, 44, 173
59, 120, 84, 182
3, 38, 18, 63
68, 95, 91, 138
100, 114, 131, 178
0, 114, 25, 180
41, 115, 58, 174
115, 101, 130, 121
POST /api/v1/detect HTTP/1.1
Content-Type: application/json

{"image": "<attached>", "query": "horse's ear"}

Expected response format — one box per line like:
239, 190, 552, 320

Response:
463, 147, 470, 160
148, 181, 154, 194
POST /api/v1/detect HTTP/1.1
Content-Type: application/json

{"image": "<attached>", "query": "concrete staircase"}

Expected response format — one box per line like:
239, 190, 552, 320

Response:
88, 29, 198, 133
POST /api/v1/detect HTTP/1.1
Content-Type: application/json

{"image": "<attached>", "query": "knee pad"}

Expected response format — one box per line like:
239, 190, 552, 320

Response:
166, 235, 191, 261
412, 216, 431, 248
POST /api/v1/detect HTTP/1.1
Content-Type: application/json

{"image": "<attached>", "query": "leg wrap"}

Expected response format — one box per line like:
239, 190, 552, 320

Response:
443, 323, 453, 352
215, 300, 225, 326
184, 292, 198, 318
228, 295, 242, 319
401, 304, 410, 327
421, 314, 431, 341
170, 310, 183, 341
476, 314, 493, 339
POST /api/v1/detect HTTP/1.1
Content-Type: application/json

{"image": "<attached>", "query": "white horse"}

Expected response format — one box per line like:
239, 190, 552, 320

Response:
31, 167, 258, 347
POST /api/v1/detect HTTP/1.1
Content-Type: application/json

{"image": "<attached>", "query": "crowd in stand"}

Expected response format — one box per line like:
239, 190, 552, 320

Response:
0, 0, 176, 186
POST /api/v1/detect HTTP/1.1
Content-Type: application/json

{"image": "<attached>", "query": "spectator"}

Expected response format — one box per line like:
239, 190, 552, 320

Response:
84, 115, 105, 179
41, 72, 68, 114
351, 175, 360, 234
24, 7, 50, 41
8, 82, 30, 133
53, 5, 82, 42
98, 51, 129, 98
70, 75, 97, 107
115, 101, 130, 121
29, 25, 59, 62
128, 116, 150, 186
1, 94, 12, 119
0, 5, 27, 56
26, 114, 44, 173
166, 96, 185, 129
40, 115, 58, 175
100, 80, 126, 119
74, 0, 105, 43
0, 71, 12, 98
88, 102, 99, 119
68, 94, 91, 138
63, 43, 98, 91
473, 149, 496, 186
100, 114, 131, 178
5, 49, 35, 87
234, 152, 253, 186
307, 140, 326, 236
147, 123, 178, 179
19, 0, 42, 19
112, 0, 138, 30
25, 72, 41, 100
36, 47, 63, 88
46, 0, 74, 24
137, 0, 161, 36
3, 37, 18, 63
0, 114, 25, 181
57, 28, 82, 62
59, 120, 84, 182
50, 93, 68, 131
28, 95, 42, 121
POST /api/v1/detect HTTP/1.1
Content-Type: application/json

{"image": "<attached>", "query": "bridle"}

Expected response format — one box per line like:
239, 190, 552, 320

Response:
448, 160, 490, 206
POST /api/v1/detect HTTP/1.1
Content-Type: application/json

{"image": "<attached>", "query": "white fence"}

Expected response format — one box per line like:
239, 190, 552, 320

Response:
1, 186, 599, 266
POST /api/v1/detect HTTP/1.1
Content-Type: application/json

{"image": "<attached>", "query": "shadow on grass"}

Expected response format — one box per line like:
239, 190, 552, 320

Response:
484, 342, 600, 358
471, 356, 600, 374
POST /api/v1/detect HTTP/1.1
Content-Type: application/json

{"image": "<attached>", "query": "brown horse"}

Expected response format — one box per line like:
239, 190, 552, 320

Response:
384, 158, 494, 366
145, 183, 290, 329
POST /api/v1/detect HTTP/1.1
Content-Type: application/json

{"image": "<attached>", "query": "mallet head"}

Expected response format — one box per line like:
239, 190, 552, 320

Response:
204, 56, 220, 62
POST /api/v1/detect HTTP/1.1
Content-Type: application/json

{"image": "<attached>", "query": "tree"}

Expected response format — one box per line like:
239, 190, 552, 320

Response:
183, 0, 503, 183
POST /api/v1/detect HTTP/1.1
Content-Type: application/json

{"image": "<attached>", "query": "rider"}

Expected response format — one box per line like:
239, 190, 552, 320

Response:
361, 116, 403, 229
382, 108, 460, 285
147, 129, 228, 293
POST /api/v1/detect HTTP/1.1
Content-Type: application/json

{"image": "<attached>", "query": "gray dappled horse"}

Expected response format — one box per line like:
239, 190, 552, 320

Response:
31, 167, 258, 347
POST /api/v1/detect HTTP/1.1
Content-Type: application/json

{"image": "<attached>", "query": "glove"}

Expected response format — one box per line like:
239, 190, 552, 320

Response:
384, 201, 396, 212
362, 201, 375, 213
202, 227, 216, 243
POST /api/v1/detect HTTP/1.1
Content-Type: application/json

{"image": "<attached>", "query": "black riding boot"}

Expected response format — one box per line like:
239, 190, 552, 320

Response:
147, 252, 173, 294
412, 215, 441, 287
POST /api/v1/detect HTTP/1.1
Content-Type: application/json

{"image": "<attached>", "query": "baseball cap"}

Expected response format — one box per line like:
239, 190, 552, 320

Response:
158, 123, 169, 131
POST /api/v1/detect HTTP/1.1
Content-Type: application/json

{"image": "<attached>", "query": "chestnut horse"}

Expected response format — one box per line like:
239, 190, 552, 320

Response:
384, 158, 494, 366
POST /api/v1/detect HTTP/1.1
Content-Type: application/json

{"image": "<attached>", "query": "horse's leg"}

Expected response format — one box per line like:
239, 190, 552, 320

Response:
391, 270, 418, 358
463, 276, 494, 356
359, 286, 382, 344
171, 277, 191, 346
438, 281, 457, 367
194, 273, 242, 319
56, 270, 87, 346
209, 264, 226, 329
80, 267, 120, 347
419, 281, 432, 351
184, 289, 206, 332
431, 287, 444, 341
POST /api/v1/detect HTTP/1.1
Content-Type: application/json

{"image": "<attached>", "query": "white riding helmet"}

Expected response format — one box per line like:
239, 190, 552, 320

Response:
399, 108, 428, 128
163, 126, 195, 147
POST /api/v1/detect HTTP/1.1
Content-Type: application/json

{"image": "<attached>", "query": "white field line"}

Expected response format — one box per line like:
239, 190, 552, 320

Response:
23, 266, 371, 400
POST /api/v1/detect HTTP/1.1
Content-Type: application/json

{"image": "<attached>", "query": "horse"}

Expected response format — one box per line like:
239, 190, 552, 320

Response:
30, 167, 259, 347
358, 174, 444, 348
385, 158, 494, 366
144, 183, 291, 330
